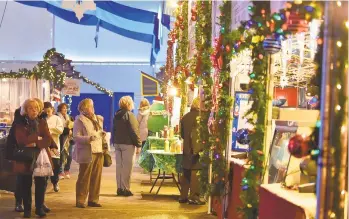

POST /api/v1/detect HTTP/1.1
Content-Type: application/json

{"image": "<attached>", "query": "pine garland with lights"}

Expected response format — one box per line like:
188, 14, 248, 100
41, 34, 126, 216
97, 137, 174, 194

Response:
192, 0, 214, 197
174, 1, 189, 119
228, 2, 324, 218
0, 48, 113, 97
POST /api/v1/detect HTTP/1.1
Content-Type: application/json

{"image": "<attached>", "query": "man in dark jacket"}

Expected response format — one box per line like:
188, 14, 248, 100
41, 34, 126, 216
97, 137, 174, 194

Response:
113, 96, 141, 197
179, 98, 205, 205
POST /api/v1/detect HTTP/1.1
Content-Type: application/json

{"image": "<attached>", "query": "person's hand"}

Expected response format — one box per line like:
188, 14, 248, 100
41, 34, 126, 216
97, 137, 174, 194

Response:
51, 148, 59, 156
90, 136, 97, 142
27, 143, 36, 147
136, 148, 141, 154
38, 136, 43, 141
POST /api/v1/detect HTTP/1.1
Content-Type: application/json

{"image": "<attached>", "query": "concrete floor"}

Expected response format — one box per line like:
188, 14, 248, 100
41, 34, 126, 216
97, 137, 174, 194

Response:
0, 155, 216, 219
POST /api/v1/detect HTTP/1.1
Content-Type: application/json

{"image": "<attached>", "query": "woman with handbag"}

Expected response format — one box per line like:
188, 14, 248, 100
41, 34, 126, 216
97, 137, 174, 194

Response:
113, 96, 142, 197
73, 98, 105, 208
14, 98, 58, 218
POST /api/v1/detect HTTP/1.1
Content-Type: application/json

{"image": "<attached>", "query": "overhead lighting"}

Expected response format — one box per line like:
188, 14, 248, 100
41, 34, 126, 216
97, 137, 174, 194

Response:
169, 87, 178, 96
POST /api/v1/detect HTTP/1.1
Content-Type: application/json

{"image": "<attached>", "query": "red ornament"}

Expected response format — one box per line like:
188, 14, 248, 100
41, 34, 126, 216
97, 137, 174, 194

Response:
178, 15, 183, 22
175, 21, 179, 27
225, 45, 231, 53
217, 55, 223, 70
191, 15, 197, 21
288, 135, 310, 158
287, 12, 309, 34
191, 7, 197, 15
180, 25, 185, 30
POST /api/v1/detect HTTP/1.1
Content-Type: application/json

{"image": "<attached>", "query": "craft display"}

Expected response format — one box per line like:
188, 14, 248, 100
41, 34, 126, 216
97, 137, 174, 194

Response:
147, 101, 169, 133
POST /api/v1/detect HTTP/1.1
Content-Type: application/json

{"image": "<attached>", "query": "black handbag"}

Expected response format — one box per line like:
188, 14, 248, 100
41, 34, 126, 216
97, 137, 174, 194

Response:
103, 150, 112, 167
13, 145, 40, 162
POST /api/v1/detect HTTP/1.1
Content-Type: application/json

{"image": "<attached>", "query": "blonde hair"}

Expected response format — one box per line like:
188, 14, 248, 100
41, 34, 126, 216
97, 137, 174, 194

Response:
139, 98, 150, 109
191, 97, 200, 110
119, 96, 134, 111
21, 98, 40, 116
78, 98, 93, 113
33, 98, 44, 112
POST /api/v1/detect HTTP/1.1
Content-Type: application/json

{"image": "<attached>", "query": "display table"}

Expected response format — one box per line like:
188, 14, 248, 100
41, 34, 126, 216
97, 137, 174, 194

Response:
259, 183, 317, 219
147, 150, 182, 195
138, 136, 181, 173
138, 137, 183, 196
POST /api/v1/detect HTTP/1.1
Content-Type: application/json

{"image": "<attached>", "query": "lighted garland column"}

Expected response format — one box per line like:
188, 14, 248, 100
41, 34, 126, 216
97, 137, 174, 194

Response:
316, 1, 348, 219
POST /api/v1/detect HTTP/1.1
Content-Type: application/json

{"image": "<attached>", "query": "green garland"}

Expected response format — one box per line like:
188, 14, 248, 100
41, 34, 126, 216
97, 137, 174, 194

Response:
0, 48, 113, 96
193, 0, 213, 197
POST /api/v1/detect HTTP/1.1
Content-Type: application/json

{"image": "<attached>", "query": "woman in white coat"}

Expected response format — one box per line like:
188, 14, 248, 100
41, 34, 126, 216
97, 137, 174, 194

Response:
44, 102, 64, 192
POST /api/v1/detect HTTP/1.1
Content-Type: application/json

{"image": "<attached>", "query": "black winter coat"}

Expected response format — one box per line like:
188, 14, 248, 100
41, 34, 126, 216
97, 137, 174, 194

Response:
113, 109, 142, 148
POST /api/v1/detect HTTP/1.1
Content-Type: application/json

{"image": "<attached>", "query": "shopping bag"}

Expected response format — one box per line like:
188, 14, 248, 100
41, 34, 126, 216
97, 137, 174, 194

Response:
33, 149, 54, 177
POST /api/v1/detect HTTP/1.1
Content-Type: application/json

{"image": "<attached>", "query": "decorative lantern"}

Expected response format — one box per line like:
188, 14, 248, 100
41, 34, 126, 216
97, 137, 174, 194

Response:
263, 37, 282, 54
287, 12, 309, 34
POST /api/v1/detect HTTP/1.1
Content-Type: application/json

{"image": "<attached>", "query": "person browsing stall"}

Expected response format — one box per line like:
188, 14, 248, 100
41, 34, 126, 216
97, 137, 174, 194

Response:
73, 98, 105, 208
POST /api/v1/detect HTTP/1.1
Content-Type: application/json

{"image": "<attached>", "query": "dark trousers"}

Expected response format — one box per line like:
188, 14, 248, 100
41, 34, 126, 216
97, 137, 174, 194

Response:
60, 144, 73, 173
50, 158, 60, 185
180, 169, 200, 200
15, 175, 23, 204
20, 175, 47, 211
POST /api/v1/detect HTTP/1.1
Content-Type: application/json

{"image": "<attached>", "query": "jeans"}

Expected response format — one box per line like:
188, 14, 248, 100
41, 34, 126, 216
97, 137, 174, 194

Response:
50, 158, 60, 185
15, 175, 23, 205
60, 144, 73, 173
20, 175, 47, 212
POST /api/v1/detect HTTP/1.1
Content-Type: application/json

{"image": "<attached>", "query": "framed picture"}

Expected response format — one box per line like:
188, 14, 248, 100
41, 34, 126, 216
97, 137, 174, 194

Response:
231, 92, 254, 152
267, 121, 298, 184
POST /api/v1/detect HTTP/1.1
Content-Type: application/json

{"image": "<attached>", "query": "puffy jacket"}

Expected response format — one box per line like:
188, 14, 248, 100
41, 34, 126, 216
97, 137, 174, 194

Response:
137, 107, 150, 142
113, 109, 142, 148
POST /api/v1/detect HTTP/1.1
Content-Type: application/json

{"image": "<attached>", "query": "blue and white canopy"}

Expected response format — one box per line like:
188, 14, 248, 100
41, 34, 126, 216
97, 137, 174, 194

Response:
16, 0, 172, 65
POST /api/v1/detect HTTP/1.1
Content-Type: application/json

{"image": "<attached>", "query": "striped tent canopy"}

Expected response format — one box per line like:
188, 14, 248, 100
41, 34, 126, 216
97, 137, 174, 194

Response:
16, 0, 173, 65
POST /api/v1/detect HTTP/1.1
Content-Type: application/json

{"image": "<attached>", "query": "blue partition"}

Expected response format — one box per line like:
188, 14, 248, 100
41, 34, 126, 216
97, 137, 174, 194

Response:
71, 94, 113, 131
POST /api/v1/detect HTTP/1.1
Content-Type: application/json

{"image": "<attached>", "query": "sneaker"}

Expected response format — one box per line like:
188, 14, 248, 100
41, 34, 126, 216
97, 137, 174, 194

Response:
117, 188, 124, 196
35, 208, 47, 218
87, 202, 102, 207
123, 190, 133, 197
15, 203, 24, 212
42, 204, 51, 213
64, 171, 70, 179
58, 173, 65, 180
53, 184, 60, 192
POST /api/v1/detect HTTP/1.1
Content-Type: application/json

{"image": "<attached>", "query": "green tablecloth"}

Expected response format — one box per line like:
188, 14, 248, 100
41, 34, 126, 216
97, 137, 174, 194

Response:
138, 137, 183, 174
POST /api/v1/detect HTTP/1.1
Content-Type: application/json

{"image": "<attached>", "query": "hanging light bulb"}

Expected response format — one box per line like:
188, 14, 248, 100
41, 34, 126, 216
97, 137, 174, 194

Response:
169, 87, 178, 96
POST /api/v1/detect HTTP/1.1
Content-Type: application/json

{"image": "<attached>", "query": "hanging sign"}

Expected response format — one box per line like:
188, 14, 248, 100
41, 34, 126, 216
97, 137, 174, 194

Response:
62, 78, 81, 96
231, 92, 254, 151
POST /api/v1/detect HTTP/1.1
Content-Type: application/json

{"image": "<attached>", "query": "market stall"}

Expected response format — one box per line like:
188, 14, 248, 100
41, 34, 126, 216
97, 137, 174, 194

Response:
138, 99, 184, 195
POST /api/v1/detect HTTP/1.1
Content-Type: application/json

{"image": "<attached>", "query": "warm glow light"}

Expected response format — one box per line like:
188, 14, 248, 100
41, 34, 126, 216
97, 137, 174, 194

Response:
341, 125, 347, 133
337, 84, 342, 90
337, 1, 342, 7
169, 87, 178, 96
346, 21, 349, 29
185, 77, 193, 84
336, 105, 341, 111
169, 0, 178, 8
1, 78, 7, 82
337, 41, 342, 47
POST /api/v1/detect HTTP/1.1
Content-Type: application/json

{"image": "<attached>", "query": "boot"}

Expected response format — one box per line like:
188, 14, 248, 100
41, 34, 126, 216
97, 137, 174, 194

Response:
35, 208, 47, 218
42, 204, 51, 213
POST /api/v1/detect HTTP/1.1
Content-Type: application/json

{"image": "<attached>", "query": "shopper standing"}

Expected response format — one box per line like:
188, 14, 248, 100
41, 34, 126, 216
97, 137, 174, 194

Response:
113, 96, 142, 196
137, 98, 150, 147
73, 98, 105, 208
14, 98, 57, 218
44, 102, 64, 192
179, 98, 205, 205
57, 103, 74, 179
